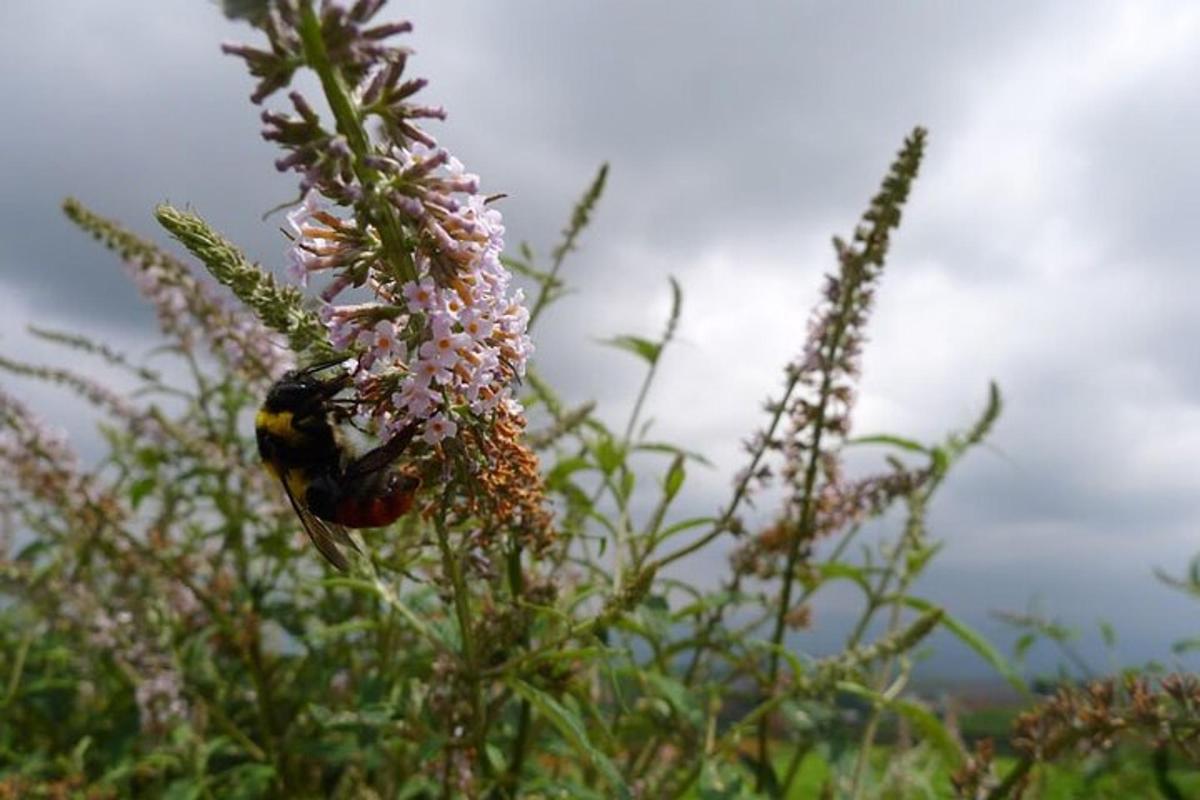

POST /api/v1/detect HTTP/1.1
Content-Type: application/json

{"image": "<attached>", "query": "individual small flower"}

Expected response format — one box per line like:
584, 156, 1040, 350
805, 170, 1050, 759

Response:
369, 318, 407, 365
422, 413, 457, 445
320, 302, 392, 350
393, 380, 438, 419
419, 314, 468, 368
412, 357, 453, 388
403, 277, 439, 313
286, 243, 313, 286
459, 308, 493, 343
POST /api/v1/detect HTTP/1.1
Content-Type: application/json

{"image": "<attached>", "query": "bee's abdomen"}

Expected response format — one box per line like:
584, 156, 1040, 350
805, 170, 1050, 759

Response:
332, 473, 420, 528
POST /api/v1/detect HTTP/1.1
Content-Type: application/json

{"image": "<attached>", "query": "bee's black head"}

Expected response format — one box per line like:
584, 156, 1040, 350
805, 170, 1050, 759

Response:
263, 374, 318, 413
263, 362, 350, 413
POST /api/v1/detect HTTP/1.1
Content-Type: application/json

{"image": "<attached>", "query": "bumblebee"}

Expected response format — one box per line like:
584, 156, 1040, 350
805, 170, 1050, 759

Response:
255, 359, 421, 570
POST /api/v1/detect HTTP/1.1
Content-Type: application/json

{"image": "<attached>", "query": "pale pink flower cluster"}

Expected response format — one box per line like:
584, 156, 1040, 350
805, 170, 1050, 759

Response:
0, 390, 83, 493
89, 605, 189, 731
233, 1, 532, 446
287, 147, 532, 446
123, 255, 294, 383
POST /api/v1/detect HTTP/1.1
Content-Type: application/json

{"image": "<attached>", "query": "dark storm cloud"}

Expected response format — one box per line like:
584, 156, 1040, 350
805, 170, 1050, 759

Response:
404, 0, 1063, 262
2, 1, 1199, 676
1, 3, 298, 326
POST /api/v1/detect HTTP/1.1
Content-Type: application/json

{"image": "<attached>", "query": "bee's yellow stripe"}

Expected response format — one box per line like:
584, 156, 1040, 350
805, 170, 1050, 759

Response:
256, 408, 295, 438
284, 469, 310, 502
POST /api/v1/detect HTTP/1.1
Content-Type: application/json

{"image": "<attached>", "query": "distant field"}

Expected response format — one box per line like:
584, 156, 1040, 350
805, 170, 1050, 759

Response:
772, 747, 1200, 799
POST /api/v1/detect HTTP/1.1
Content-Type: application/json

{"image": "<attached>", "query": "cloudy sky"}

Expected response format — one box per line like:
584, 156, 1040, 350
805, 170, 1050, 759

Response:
4, 1, 1200, 679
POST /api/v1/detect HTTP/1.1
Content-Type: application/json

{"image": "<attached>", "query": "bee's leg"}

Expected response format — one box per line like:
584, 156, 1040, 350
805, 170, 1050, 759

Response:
326, 399, 368, 429
344, 420, 421, 480
290, 412, 329, 435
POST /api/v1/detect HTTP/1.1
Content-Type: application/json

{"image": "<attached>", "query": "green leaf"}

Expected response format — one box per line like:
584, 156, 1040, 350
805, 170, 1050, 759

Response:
16, 539, 51, 563
602, 334, 661, 365
310, 618, 378, 642
220, 0, 271, 23
904, 541, 943, 577
591, 436, 625, 475
1014, 632, 1037, 660
642, 594, 669, 613
752, 640, 808, 687
656, 515, 716, 544
671, 589, 749, 620
847, 434, 929, 454
618, 469, 635, 502
663, 456, 686, 502
1171, 637, 1200, 654
634, 441, 714, 465
508, 680, 629, 798
501, 255, 553, 284
1099, 620, 1117, 648
892, 698, 964, 768
640, 671, 703, 728
546, 456, 593, 488
556, 479, 593, 512
930, 446, 950, 476
700, 760, 755, 799
162, 778, 203, 800
811, 562, 873, 594
666, 276, 683, 339
836, 682, 962, 767
905, 597, 1028, 695
485, 743, 507, 775
129, 476, 157, 509
136, 447, 165, 469
219, 764, 277, 799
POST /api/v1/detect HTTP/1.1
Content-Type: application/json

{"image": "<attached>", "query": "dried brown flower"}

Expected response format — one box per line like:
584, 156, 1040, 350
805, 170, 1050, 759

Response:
455, 404, 555, 554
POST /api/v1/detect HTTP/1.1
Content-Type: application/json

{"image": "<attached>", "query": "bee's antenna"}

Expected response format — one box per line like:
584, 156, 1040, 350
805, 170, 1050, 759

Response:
297, 356, 351, 376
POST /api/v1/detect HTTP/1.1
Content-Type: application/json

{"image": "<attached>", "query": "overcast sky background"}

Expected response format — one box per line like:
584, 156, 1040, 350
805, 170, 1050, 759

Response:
3, 1, 1199, 680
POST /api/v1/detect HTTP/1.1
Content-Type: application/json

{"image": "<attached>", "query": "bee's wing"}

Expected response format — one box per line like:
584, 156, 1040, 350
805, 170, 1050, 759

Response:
344, 420, 420, 481
278, 472, 359, 572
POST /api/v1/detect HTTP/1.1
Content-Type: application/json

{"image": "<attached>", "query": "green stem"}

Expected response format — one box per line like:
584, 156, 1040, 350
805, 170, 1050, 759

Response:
433, 502, 490, 783
986, 756, 1036, 800
776, 523, 873, 791
296, 1, 416, 284
845, 494, 927, 799
3, 629, 33, 706
625, 370, 809, 782
756, 290, 855, 794
622, 355, 659, 446
526, 235, 575, 332
527, 164, 608, 329
500, 540, 533, 796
